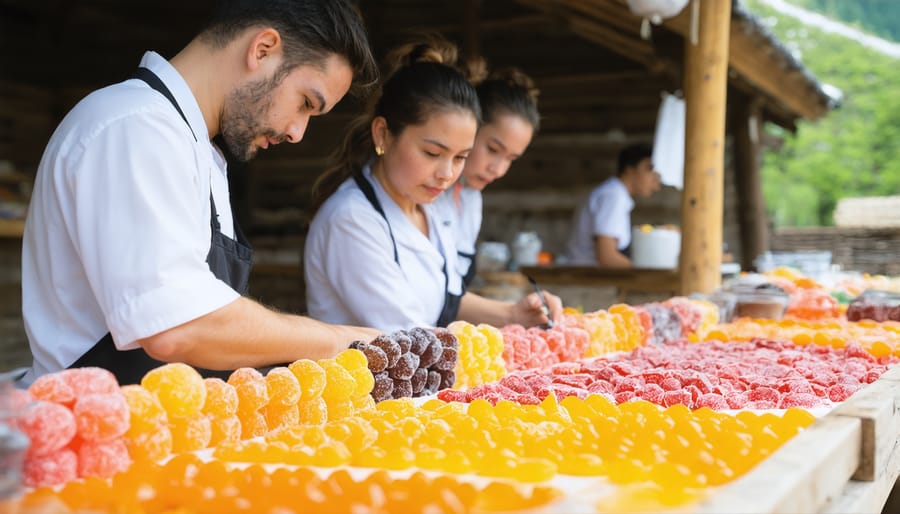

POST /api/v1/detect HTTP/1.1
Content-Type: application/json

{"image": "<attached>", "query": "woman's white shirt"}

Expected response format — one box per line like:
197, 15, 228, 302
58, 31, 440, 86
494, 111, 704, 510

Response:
20, 51, 239, 383
305, 166, 463, 332
433, 185, 482, 277
565, 177, 635, 264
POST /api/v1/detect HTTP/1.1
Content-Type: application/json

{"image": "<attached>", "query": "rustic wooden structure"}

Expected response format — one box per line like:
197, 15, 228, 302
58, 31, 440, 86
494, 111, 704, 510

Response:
0, 0, 835, 316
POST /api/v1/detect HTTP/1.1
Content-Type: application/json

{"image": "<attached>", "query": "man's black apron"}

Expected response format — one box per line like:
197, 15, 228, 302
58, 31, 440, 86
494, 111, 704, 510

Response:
69, 67, 253, 385
352, 173, 461, 327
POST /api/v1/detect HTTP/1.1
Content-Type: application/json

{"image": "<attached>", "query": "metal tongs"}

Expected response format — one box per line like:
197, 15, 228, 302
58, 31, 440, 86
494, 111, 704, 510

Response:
525, 274, 554, 330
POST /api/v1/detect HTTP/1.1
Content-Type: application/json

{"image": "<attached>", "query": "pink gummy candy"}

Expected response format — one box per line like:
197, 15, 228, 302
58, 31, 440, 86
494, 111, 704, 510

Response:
24, 448, 78, 487
62, 367, 120, 396
17, 400, 76, 456
73, 393, 131, 442
28, 373, 75, 406
77, 438, 132, 479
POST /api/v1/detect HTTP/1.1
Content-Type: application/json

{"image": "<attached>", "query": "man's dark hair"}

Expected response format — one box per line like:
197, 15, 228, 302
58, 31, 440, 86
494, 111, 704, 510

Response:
199, 0, 378, 96
616, 143, 653, 176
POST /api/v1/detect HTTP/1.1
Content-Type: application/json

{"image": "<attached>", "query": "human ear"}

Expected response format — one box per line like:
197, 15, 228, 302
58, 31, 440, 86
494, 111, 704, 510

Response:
246, 28, 282, 72
371, 117, 389, 151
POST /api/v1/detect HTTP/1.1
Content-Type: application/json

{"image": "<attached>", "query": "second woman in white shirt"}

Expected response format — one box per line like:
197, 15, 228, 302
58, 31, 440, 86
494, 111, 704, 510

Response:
305, 38, 562, 332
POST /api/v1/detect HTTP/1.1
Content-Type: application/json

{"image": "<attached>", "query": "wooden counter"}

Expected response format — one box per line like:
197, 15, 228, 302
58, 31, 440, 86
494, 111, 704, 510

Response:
518, 265, 683, 297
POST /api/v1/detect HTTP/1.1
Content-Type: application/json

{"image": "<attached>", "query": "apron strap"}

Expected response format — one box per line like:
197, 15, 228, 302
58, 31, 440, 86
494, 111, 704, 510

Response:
131, 67, 197, 142
352, 172, 399, 264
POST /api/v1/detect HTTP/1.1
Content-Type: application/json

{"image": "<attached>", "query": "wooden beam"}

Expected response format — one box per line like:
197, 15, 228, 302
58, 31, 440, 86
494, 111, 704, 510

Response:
462, 0, 481, 60
732, 93, 768, 270
679, 0, 731, 295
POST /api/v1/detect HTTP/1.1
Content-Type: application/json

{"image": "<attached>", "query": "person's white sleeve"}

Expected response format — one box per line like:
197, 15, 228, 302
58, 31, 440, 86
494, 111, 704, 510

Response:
589, 189, 629, 239
320, 207, 427, 331
65, 110, 239, 348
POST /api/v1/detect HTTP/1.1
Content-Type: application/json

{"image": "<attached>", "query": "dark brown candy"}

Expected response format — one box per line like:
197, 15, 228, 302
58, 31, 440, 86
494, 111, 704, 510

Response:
418, 338, 443, 369
425, 370, 442, 394
410, 367, 428, 395
391, 378, 413, 399
432, 327, 459, 351
358, 343, 388, 373
371, 371, 394, 402
438, 369, 456, 390
390, 331, 413, 354
388, 352, 419, 381
433, 346, 457, 371
370, 335, 402, 368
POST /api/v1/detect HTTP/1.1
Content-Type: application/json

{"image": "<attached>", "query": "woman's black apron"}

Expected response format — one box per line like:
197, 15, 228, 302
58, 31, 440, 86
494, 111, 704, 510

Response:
69, 67, 253, 385
458, 250, 477, 287
352, 173, 462, 327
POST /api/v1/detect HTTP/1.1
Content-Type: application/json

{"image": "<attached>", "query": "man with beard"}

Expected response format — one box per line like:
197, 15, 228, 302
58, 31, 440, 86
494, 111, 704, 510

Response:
18, 0, 380, 385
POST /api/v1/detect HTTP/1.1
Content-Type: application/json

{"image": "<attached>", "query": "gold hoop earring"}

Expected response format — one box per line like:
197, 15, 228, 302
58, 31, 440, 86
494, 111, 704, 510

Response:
375, 146, 384, 156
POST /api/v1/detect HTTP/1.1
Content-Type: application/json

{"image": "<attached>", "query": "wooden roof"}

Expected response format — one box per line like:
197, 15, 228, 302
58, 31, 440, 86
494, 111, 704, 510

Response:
1, 0, 832, 133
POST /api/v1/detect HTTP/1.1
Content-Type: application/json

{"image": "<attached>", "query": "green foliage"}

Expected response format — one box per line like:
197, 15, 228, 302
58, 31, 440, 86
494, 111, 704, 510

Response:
745, 0, 900, 227
787, 0, 900, 42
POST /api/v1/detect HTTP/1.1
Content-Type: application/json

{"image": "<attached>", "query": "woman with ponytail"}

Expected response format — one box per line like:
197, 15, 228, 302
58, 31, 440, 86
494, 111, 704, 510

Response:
433, 68, 541, 286
305, 38, 561, 332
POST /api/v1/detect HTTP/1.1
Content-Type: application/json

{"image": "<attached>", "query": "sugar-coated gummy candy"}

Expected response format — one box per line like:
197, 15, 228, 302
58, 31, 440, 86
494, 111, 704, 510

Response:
142, 363, 207, 418
335, 348, 369, 371
433, 347, 458, 371
297, 398, 328, 425
120, 385, 168, 433
24, 448, 77, 487
357, 343, 388, 373
418, 339, 443, 369
126, 426, 173, 462
350, 367, 375, 397
61, 367, 119, 397
209, 415, 241, 446
391, 331, 413, 354
288, 359, 327, 400
425, 371, 442, 394
238, 410, 268, 439
391, 378, 413, 399
74, 393, 130, 442
388, 352, 418, 381
266, 368, 302, 405
228, 368, 269, 412
18, 400, 76, 456
265, 402, 299, 430
353, 393, 376, 412
371, 372, 394, 402
201, 378, 239, 417
170, 414, 212, 453
438, 370, 456, 390
77, 438, 132, 479
28, 373, 75, 406
407, 327, 435, 355
9, 388, 34, 411
369, 336, 402, 368
410, 368, 427, 395
319, 360, 357, 401
326, 399, 353, 420
432, 328, 459, 350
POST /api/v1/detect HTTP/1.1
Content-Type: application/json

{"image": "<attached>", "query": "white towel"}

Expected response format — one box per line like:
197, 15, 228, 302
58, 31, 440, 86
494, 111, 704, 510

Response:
652, 92, 685, 190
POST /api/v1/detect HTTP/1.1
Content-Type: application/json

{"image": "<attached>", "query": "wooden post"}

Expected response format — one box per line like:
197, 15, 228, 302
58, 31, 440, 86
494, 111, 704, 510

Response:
462, 0, 481, 60
733, 94, 768, 270
679, 0, 732, 295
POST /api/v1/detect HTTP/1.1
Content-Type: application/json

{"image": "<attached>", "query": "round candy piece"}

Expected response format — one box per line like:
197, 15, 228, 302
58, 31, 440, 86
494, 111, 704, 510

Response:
61, 367, 119, 397
288, 359, 327, 400
265, 368, 301, 405
73, 393, 131, 442
18, 400, 76, 456
142, 363, 207, 418
201, 378, 239, 417
77, 438, 132, 479
24, 448, 77, 487
28, 373, 75, 406
228, 368, 269, 412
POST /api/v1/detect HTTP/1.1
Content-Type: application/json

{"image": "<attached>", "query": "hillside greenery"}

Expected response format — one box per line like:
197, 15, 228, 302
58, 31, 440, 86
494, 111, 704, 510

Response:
787, 0, 900, 42
744, 0, 900, 226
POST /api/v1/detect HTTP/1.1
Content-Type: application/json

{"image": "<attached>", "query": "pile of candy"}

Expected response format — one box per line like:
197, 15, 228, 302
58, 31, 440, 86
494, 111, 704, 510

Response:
447, 321, 507, 389
350, 327, 458, 402
23, 453, 561, 514
19, 367, 132, 487
439, 339, 896, 410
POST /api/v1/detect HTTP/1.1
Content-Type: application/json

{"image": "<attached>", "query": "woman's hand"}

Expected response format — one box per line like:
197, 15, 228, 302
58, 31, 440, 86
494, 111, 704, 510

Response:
512, 291, 564, 328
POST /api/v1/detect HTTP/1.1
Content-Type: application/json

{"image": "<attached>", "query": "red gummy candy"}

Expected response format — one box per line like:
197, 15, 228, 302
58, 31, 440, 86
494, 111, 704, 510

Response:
73, 393, 131, 442
61, 367, 119, 396
77, 438, 132, 479
827, 384, 857, 402
780, 393, 820, 408
24, 448, 77, 487
437, 389, 468, 403
18, 400, 76, 456
28, 373, 75, 406
696, 393, 729, 410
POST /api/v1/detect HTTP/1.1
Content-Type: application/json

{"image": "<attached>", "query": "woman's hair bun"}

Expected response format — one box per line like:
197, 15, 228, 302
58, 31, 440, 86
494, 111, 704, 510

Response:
384, 34, 458, 74
488, 67, 540, 102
